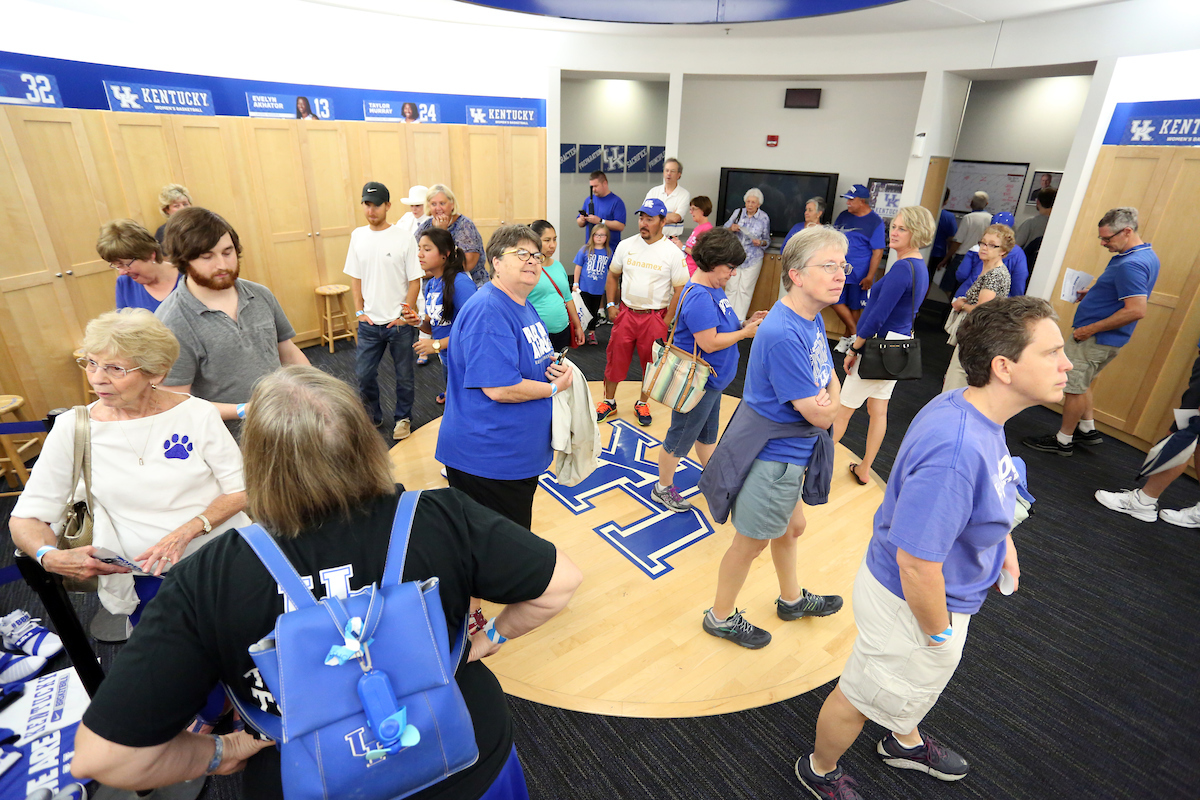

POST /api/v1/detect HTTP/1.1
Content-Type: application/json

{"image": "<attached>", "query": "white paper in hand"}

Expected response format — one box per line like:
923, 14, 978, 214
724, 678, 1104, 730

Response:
1060, 269, 1093, 303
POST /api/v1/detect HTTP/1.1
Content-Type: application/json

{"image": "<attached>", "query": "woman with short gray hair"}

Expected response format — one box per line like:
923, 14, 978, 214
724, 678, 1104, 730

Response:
723, 187, 771, 323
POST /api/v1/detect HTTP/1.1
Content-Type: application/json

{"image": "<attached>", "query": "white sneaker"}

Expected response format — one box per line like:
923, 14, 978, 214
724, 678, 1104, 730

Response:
0, 651, 46, 684
834, 336, 855, 354
1094, 488, 1158, 523
0, 610, 62, 658
1160, 501, 1200, 529
440, 466, 448, 479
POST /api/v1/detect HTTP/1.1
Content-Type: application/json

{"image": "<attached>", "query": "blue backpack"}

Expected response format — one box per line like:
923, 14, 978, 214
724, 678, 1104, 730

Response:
228, 490, 478, 800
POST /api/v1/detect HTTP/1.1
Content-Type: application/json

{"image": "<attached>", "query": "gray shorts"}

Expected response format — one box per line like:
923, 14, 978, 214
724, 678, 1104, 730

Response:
1064, 336, 1120, 394
731, 459, 805, 540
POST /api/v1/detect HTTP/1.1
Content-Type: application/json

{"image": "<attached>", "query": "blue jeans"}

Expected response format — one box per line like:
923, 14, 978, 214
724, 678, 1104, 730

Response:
356, 322, 416, 423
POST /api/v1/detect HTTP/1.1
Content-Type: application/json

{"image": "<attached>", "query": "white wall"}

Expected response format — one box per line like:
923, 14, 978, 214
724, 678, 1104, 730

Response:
954, 75, 1092, 228
679, 76, 925, 230
558, 79, 668, 252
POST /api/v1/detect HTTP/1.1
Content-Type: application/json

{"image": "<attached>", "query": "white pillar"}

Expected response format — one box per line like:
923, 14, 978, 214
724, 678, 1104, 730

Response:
665, 72, 683, 158
546, 66, 562, 231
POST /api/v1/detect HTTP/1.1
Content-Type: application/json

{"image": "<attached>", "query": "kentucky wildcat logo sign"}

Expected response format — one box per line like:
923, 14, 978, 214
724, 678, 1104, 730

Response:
539, 419, 714, 578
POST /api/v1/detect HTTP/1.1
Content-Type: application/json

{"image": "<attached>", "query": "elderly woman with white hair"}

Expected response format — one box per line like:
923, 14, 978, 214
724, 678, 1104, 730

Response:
415, 183, 488, 286
723, 187, 771, 322
11, 309, 249, 622
154, 183, 192, 245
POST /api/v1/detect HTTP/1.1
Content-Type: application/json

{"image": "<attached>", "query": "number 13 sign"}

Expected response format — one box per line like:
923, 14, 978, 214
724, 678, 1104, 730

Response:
0, 69, 63, 107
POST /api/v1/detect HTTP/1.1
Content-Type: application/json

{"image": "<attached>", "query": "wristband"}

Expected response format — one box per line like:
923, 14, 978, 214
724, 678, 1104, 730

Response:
355, 310, 365, 317
549, 383, 559, 398
35, 545, 57, 567
236, 403, 247, 419
849, 345, 863, 355
606, 302, 617, 308
928, 626, 954, 643
205, 734, 224, 775
483, 617, 507, 644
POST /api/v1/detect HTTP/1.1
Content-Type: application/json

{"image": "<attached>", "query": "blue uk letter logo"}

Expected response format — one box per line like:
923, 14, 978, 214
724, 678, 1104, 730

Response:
539, 419, 714, 579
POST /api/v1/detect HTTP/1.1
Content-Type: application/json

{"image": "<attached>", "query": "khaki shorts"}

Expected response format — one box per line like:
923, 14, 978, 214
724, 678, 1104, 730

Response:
840, 364, 896, 409
1064, 336, 1120, 394
838, 561, 972, 734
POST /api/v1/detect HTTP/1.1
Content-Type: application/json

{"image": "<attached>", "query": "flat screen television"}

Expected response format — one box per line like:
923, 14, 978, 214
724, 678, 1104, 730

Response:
716, 168, 840, 239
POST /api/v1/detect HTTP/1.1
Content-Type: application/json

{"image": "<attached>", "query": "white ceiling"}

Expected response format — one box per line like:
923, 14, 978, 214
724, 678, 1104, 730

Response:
309, 0, 1126, 37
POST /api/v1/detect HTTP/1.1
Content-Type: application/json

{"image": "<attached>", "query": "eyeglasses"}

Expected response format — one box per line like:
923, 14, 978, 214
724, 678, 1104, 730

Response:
76, 357, 145, 378
802, 261, 853, 276
500, 248, 546, 265
978, 241, 1004, 250
108, 259, 137, 271
1098, 228, 1129, 244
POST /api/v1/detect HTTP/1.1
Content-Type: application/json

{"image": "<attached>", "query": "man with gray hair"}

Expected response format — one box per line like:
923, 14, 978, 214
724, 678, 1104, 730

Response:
643, 157, 691, 240
937, 191, 992, 293
1024, 207, 1159, 456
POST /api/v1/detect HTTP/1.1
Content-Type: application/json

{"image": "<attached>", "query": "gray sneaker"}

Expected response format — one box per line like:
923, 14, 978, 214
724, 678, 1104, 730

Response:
703, 608, 771, 649
777, 589, 844, 620
651, 483, 692, 513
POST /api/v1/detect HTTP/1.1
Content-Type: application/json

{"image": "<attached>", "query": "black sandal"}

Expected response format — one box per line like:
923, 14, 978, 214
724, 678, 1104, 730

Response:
849, 463, 869, 486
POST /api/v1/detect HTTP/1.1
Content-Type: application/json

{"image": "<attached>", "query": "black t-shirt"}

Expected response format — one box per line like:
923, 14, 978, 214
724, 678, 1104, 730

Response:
82, 487, 558, 800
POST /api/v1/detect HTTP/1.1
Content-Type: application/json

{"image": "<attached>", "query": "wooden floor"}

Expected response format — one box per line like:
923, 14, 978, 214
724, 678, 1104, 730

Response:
389, 381, 885, 718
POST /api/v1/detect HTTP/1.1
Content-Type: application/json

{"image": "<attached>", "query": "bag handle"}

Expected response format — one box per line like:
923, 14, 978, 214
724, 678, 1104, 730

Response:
72, 406, 94, 512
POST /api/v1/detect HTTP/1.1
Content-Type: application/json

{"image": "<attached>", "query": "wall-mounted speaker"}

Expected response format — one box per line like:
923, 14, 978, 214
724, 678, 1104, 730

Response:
784, 88, 821, 109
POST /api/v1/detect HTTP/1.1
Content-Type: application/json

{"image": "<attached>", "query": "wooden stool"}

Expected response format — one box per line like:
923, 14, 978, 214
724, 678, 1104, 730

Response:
73, 347, 99, 404
316, 284, 357, 354
0, 395, 40, 492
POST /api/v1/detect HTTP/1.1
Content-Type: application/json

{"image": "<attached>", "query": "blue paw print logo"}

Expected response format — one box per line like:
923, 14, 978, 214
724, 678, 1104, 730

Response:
163, 434, 193, 460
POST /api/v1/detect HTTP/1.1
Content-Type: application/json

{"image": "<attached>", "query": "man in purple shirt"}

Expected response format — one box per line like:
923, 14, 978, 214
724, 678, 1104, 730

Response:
795, 297, 1071, 800
1023, 207, 1158, 456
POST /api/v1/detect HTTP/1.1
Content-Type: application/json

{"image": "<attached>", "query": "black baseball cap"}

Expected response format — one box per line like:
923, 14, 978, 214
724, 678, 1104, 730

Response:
361, 181, 390, 204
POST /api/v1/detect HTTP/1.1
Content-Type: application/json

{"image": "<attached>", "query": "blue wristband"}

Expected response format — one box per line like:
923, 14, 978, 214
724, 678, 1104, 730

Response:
236, 403, 247, 419
549, 383, 559, 398
205, 734, 224, 775
35, 545, 57, 567
929, 626, 954, 643
484, 617, 507, 645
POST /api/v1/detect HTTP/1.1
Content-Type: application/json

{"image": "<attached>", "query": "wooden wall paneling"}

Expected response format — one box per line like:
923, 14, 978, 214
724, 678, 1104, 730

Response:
169, 116, 268, 285
358, 124, 409, 202
920, 157, 951, 218
405, 124, 452, 193
79, 110, 131, 221
298, 122, 356, 285
239, 118, 321, 342
0, 110, 90, 416
458, 127, 505, 245
1050, 146, 1175, 429
750, 253, 782, 317
104, 111, 182, 229
507, 128, 546, 226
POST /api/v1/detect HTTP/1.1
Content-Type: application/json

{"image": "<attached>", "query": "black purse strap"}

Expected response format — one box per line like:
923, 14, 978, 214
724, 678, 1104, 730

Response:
903, 258, 917, 336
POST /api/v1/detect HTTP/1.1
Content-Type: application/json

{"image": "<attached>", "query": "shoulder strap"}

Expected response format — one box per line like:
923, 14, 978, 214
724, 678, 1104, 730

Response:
664, 284, 696, 351
381, 490, 422, 587
236, 524, 318, 610
73, 407, 94, 511
905, 259, 918, 332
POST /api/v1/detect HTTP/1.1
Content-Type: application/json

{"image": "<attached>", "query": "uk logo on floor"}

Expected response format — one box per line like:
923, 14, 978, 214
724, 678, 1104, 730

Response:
539, 419, 713, 579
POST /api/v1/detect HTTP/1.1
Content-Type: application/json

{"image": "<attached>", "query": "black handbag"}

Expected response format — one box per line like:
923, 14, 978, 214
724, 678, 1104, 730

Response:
855, 259, 923, 381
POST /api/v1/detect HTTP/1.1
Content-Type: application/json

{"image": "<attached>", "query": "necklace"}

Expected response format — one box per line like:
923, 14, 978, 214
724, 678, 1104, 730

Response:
115, 391, 159, 466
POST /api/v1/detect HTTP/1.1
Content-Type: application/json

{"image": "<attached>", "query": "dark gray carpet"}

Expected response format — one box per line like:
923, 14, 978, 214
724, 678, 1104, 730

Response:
2, 310, 1198, 799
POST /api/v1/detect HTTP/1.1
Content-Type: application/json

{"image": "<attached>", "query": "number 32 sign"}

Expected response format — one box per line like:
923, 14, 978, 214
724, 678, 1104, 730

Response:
0, 69, 62, 107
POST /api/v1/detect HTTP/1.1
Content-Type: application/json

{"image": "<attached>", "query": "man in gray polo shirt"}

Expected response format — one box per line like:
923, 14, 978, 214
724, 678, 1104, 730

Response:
156, 206, 309, 434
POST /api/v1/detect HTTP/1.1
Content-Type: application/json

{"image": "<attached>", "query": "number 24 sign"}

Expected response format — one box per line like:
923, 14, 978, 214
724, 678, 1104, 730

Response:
0, 69, 63, 108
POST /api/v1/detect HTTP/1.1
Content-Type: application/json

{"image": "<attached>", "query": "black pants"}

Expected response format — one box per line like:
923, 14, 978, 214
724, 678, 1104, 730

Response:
549, 326, 573, 352
446, 467, 538, 530
579, 291, 604, 331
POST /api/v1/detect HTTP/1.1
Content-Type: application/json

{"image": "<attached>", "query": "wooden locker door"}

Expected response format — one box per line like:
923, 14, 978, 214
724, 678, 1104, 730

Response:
0, 109, 96, 416
358, 124, 410, 199
239, 118, 322, 342
105, 111, 183, 227
921, 156, 951, 218
453, 127, 505, 245
1051, 145, 1175, 430
170, 116, 268, 285
299, 122, 356, 286
506, 127, 546, 227
405, 124, 452, 192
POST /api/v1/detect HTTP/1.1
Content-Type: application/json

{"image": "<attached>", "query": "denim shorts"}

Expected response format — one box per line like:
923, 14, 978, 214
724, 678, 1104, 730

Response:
731, 458, 806, 540
662, 387, 723, 457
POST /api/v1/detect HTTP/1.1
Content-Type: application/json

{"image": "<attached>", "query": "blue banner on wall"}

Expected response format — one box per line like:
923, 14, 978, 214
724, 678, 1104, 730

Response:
577, 144, 602, 174
647, 146, 666, 172
0, 67, 62, 107
247, 92, 334, 120
1104, 99, 1200, 146
0, 51, 544, 127
625, 145, 648, 173
560, 143, 577, 173
364, 99, 440, 123
104, 80, 214, 115
603, 145, 626, 173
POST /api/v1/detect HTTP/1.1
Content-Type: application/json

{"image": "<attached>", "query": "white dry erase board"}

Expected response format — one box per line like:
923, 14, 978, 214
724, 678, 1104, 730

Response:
945, 160, 1029, 215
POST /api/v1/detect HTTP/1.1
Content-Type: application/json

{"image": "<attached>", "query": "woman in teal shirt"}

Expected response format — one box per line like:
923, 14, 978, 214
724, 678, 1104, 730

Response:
527, 220, 585, 350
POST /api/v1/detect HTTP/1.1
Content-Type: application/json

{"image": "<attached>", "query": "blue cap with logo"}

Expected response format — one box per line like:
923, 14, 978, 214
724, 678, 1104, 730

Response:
840, 183, 870, 200
991, 212, 1015, 227
637, 198, 668, 217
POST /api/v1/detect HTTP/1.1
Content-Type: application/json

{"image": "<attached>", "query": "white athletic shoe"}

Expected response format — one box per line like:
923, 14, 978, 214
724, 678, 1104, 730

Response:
0, 610, 62, 658
834, 336, 855, 354
1094, 488, 1158, 523
0, 651, 46, 685
1160, 501, 1200, 529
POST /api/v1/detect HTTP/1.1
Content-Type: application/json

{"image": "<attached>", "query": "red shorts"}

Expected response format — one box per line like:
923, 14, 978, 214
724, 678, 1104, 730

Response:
604, 305, 668, 384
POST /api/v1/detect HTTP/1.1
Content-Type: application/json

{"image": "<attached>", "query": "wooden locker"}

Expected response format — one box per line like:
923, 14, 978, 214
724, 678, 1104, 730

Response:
298, 121, 356, 286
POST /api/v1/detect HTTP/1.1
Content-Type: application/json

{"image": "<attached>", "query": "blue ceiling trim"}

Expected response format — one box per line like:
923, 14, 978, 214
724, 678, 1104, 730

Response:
459, 0, 903, 24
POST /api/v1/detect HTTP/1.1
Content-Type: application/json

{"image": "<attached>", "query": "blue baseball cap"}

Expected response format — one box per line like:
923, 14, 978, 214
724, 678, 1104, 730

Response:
840, 184, 869, 200
637, 198, 668, 217
991, 212, 1015, 227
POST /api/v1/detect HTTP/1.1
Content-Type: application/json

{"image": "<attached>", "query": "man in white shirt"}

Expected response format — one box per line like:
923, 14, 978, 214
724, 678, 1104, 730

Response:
395, 185, 429, 237
596, 198, 689, 427
937, 191, 993, 293
644, 158, 692, 240
345, 181, 424, 440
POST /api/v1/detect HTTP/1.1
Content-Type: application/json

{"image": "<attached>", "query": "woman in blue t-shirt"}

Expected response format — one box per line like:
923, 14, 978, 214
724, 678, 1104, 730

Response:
572, 226, 613, 344
403, 228, 477, 405
834, 206, 933, 487
651, 228, 766, 514
97, 219, 180, 312
526, 221, 585, 351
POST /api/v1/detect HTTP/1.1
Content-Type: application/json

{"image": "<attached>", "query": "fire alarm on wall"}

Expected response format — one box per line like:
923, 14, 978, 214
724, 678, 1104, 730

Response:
766, 135, 779, 147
